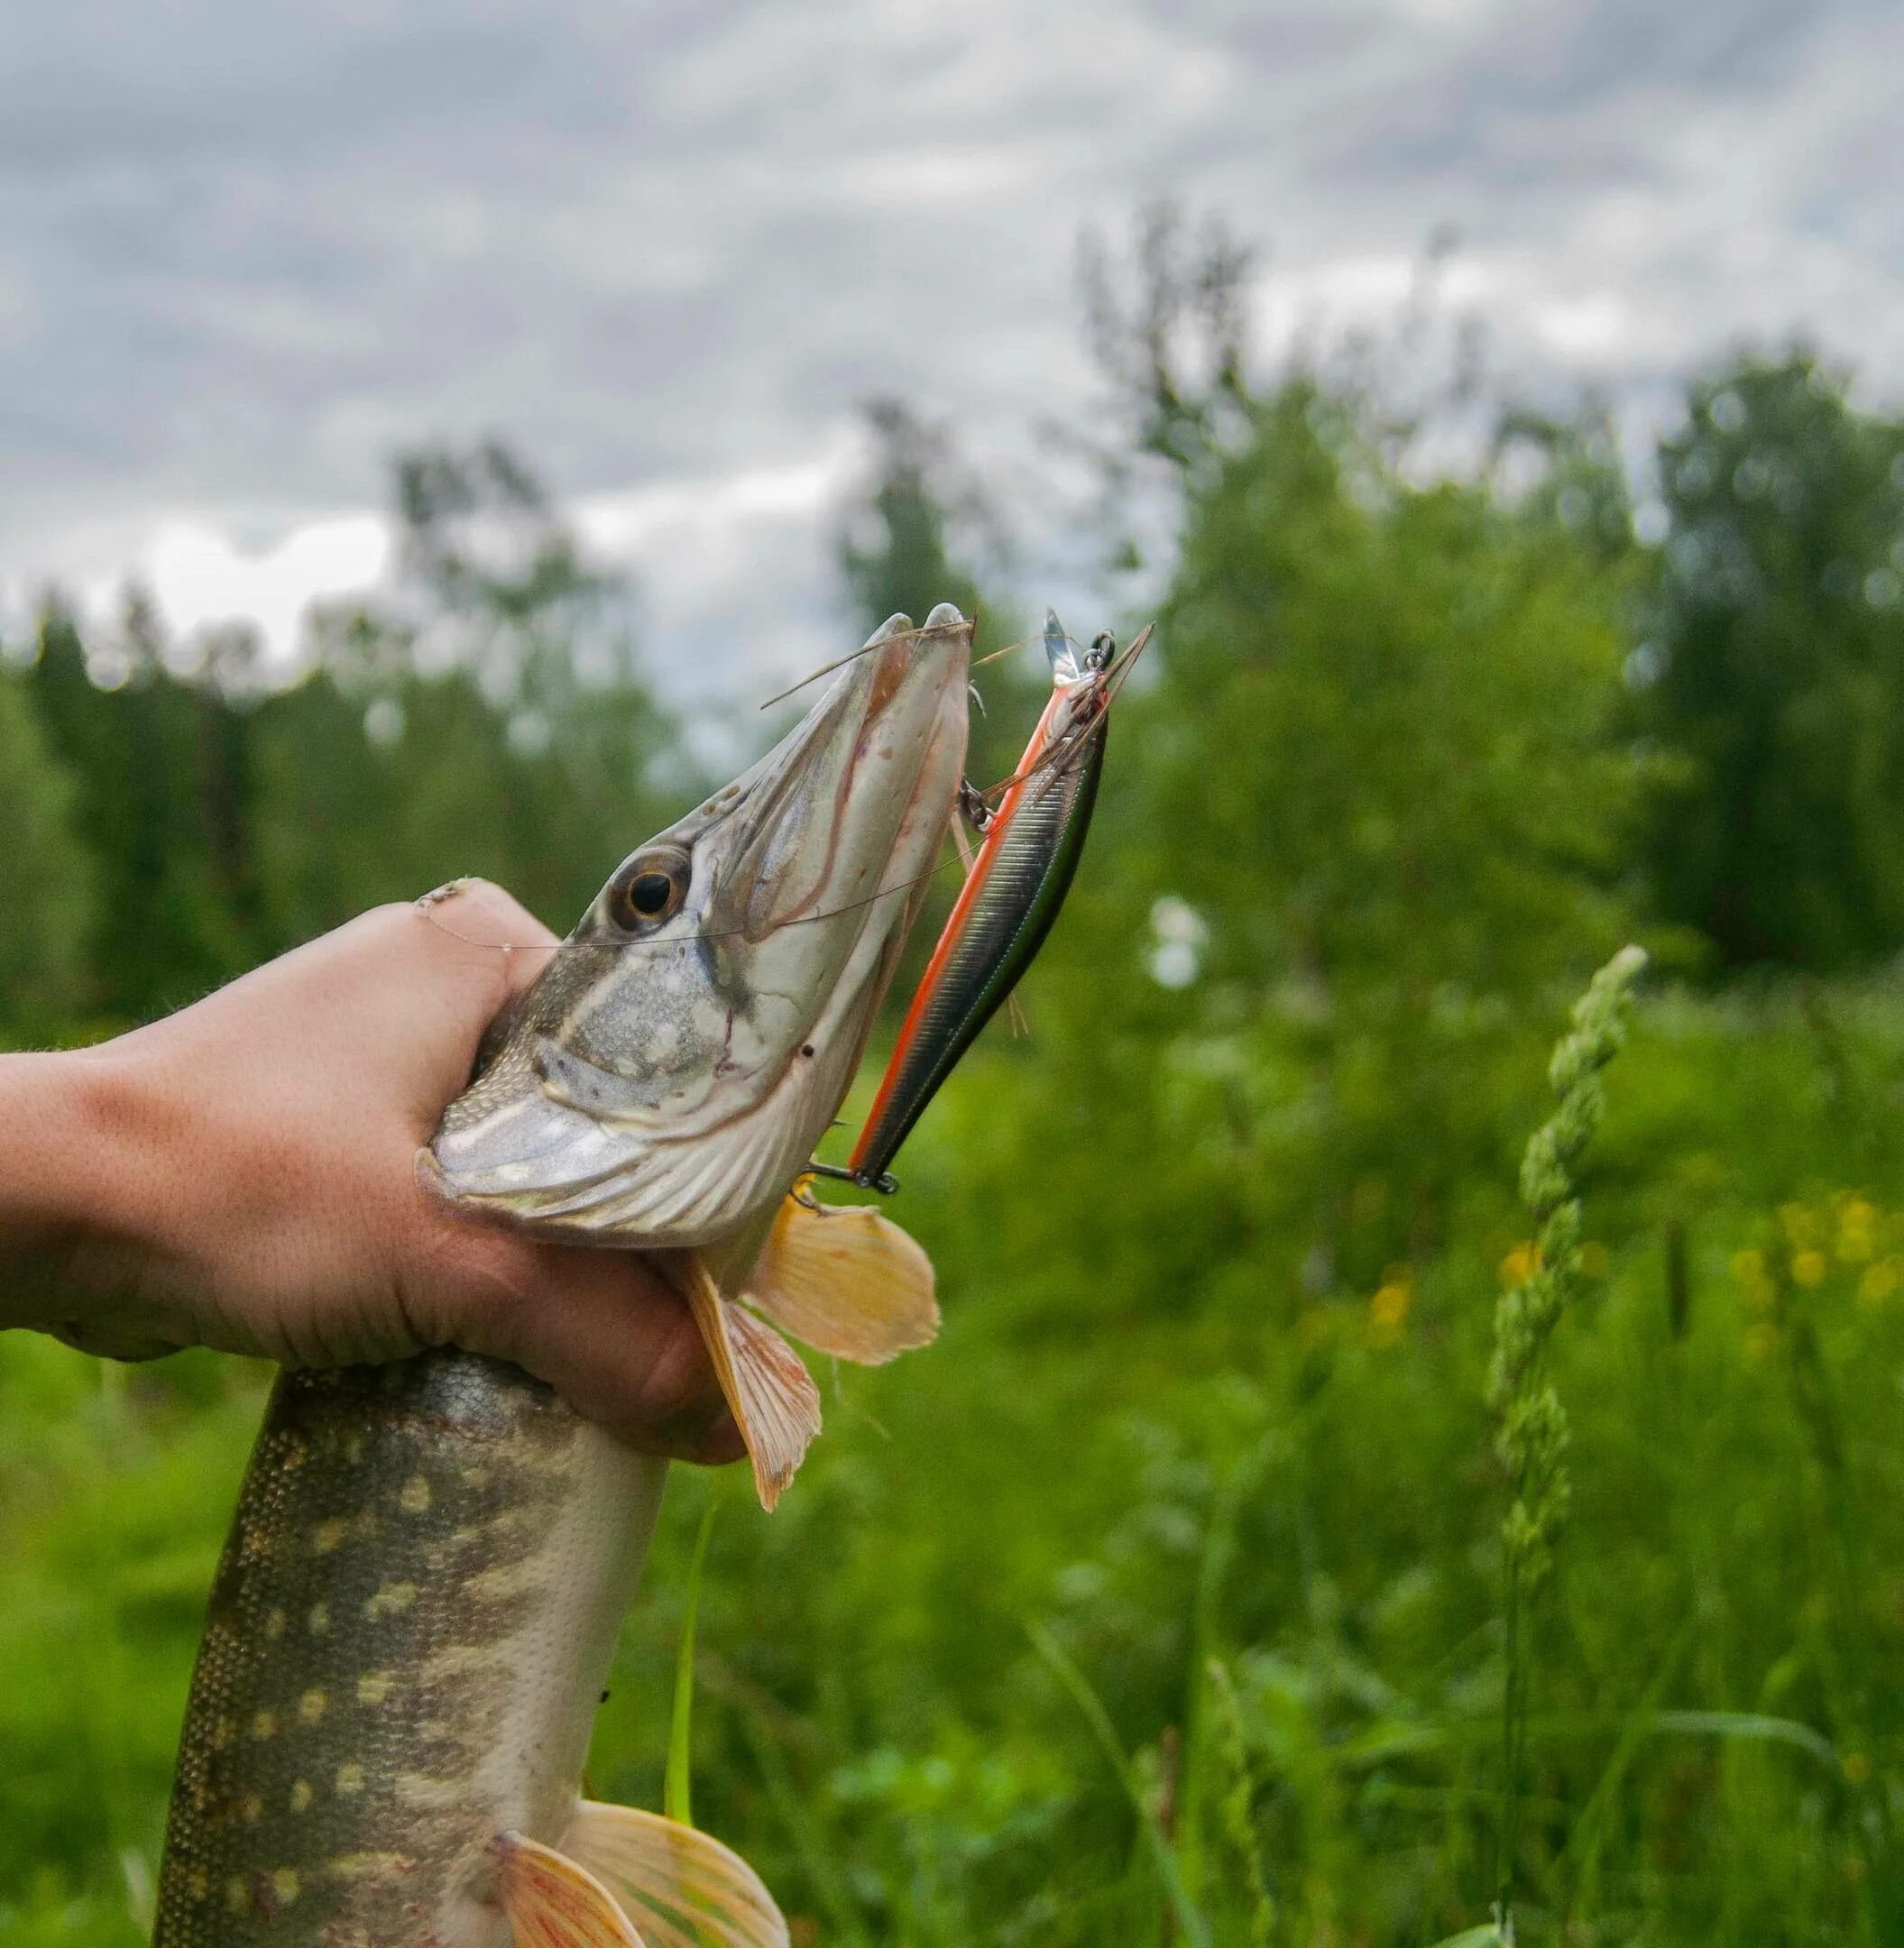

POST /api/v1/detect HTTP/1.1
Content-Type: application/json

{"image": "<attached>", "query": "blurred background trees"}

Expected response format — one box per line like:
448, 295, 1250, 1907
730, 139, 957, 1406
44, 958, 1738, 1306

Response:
11, 313, 1904, 1034
5, 442, 678, 1027
0, 661, 93, 1033
1635, 354, 1904, 969
13, 229, 1904, 1945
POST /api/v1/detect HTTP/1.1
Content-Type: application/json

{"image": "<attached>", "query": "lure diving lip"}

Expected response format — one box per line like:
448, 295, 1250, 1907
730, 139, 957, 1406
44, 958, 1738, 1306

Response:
814, 609, 1146, 1195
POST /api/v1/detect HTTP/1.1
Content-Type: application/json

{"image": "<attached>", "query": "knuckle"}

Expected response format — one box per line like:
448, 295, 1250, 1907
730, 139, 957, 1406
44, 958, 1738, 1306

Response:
414, 1218, 534, 1348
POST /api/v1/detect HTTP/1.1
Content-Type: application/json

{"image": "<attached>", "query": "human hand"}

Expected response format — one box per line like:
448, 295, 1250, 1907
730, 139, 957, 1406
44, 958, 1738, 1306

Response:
0, 881, 739, 1464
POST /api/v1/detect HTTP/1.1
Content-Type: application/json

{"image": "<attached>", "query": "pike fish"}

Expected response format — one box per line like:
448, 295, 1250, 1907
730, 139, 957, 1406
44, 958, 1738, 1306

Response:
152, 607, 974, 1948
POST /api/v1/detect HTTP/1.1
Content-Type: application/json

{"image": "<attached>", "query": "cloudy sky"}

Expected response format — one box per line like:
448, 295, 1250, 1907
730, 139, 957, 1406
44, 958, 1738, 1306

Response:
2, 0, 1899, 702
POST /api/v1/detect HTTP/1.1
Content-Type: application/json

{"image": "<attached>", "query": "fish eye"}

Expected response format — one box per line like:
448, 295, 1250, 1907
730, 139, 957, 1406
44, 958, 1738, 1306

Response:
609, 851, 689, 929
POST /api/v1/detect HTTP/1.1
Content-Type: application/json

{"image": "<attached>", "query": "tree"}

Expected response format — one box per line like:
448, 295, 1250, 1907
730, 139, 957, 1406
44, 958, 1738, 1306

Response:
256, 441, 681, 941
835, 400, 1041, 796
919, 219, 1645, 1321
1636, 352, 1904, 969
0, 665, 95, 1037
21, 598, 258, 1023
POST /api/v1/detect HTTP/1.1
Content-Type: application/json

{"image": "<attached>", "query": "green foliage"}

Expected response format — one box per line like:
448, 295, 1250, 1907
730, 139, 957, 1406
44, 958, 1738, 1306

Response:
1207, 1659, 1274, 1945
0, 666, 96, 1036
23, 603, 260, 1022
666, 1496, 718, 1829
1638, 352, 1904, 969
11, 278, 1904, 1947
19, 982, 1904, 1945
913, 372, 1650, 1371
839, 400, 993, 637
835, 397, 1044, 797
830, 397, 1047, 1015
1154, 382, 1639, 997
2, 445, 679, 1036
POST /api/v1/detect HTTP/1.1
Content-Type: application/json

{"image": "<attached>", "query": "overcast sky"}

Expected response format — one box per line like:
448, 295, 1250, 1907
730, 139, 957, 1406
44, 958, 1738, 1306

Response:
1, 0, 1899, 703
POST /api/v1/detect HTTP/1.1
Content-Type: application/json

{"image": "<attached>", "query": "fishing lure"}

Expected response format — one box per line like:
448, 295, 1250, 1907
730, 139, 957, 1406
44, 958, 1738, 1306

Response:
815, 610, 1146, 1194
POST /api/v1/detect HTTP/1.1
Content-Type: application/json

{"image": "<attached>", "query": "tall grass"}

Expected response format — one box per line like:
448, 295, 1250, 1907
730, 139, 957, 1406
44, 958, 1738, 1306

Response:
1487, 945, 1645, 1942
10, 975, 1904, 1942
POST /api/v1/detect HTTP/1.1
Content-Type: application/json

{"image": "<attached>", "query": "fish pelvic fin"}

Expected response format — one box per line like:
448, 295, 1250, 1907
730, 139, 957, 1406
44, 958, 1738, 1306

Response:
744, 1191, 939, 1365
563, 1801, 792, 1948
496, 1830, 648, 1947
673, 1250, 821, 1511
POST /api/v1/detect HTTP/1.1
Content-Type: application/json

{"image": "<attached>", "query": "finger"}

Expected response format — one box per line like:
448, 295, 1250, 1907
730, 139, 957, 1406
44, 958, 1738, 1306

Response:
409, 878, 562, 1006
509, 1251, 744, 1463
428, 1227, 742, 1463
382, 881, 562, 1111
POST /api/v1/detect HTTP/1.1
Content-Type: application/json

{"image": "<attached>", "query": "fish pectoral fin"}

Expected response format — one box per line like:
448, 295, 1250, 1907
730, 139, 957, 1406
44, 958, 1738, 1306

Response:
676, 1252, 821, 1511
743, 1193, 939, 1366
496, 1830, 648, 1948
563, 1801, 791, 1948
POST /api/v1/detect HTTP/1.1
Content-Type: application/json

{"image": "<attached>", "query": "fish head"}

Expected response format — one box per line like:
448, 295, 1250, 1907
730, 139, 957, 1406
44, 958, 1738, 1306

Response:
428, 606, 971, 1245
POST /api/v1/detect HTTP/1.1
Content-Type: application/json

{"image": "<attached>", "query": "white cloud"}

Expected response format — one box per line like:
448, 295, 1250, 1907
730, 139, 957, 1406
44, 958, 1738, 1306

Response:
87, 512, 393, 666
0, 0, 1899, 707
24, 440, 862, 705
1532, 290, 1633, 363
575, 436, 862, 703
574, 442, 851, 557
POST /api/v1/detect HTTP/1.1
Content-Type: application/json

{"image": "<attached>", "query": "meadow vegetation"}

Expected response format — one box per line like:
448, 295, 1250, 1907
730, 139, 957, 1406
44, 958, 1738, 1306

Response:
8, 218, 1904, 1943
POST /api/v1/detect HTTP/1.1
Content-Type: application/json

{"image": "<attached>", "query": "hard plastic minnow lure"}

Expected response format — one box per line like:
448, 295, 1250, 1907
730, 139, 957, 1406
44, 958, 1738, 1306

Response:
153, 609, 972, 1948
820, 611, 1147, 1196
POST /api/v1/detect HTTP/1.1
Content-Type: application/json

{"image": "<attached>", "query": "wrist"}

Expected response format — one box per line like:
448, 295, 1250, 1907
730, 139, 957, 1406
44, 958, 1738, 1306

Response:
0, 1046, 147, 1329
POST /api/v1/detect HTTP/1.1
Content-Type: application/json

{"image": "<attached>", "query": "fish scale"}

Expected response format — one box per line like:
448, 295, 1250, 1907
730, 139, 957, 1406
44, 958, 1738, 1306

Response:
155, 1355, 663, 1948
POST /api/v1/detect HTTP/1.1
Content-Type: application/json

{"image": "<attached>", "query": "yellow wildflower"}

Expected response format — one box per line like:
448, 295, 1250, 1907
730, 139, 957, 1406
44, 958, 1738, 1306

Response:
1837, 1196, 1879, 1263
1858, 1262, 1899, 1308
1731, 1248, 1773, 1311
1743, 1322, 1778, 1362
1780, 1202, 1820, 1248
1370, 1282, 1410, 1328
1498, 1241, 1541, 1287
1791, 1249, 1827, 1288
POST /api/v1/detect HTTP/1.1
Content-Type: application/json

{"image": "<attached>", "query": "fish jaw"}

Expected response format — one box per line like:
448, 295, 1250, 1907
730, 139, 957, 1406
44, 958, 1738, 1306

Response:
428, 605, 970, 1249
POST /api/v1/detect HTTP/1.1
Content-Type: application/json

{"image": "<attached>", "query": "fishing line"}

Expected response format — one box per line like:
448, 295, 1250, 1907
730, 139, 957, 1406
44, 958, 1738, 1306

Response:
966, 622, 1155, 807
754, 620, 1108, 711
416, 620, 1151, 958
754, 617, 989, 712
412, 847, 972, 957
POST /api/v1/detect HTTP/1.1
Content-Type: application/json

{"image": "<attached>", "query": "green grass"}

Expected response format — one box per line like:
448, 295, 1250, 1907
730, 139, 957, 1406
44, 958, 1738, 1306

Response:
10, 977, 1904, 1943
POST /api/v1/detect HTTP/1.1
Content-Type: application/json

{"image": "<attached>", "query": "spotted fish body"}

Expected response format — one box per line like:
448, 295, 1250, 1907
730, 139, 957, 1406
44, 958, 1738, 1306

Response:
155, 1356, 662, 1948
151, 609, 975, 1948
